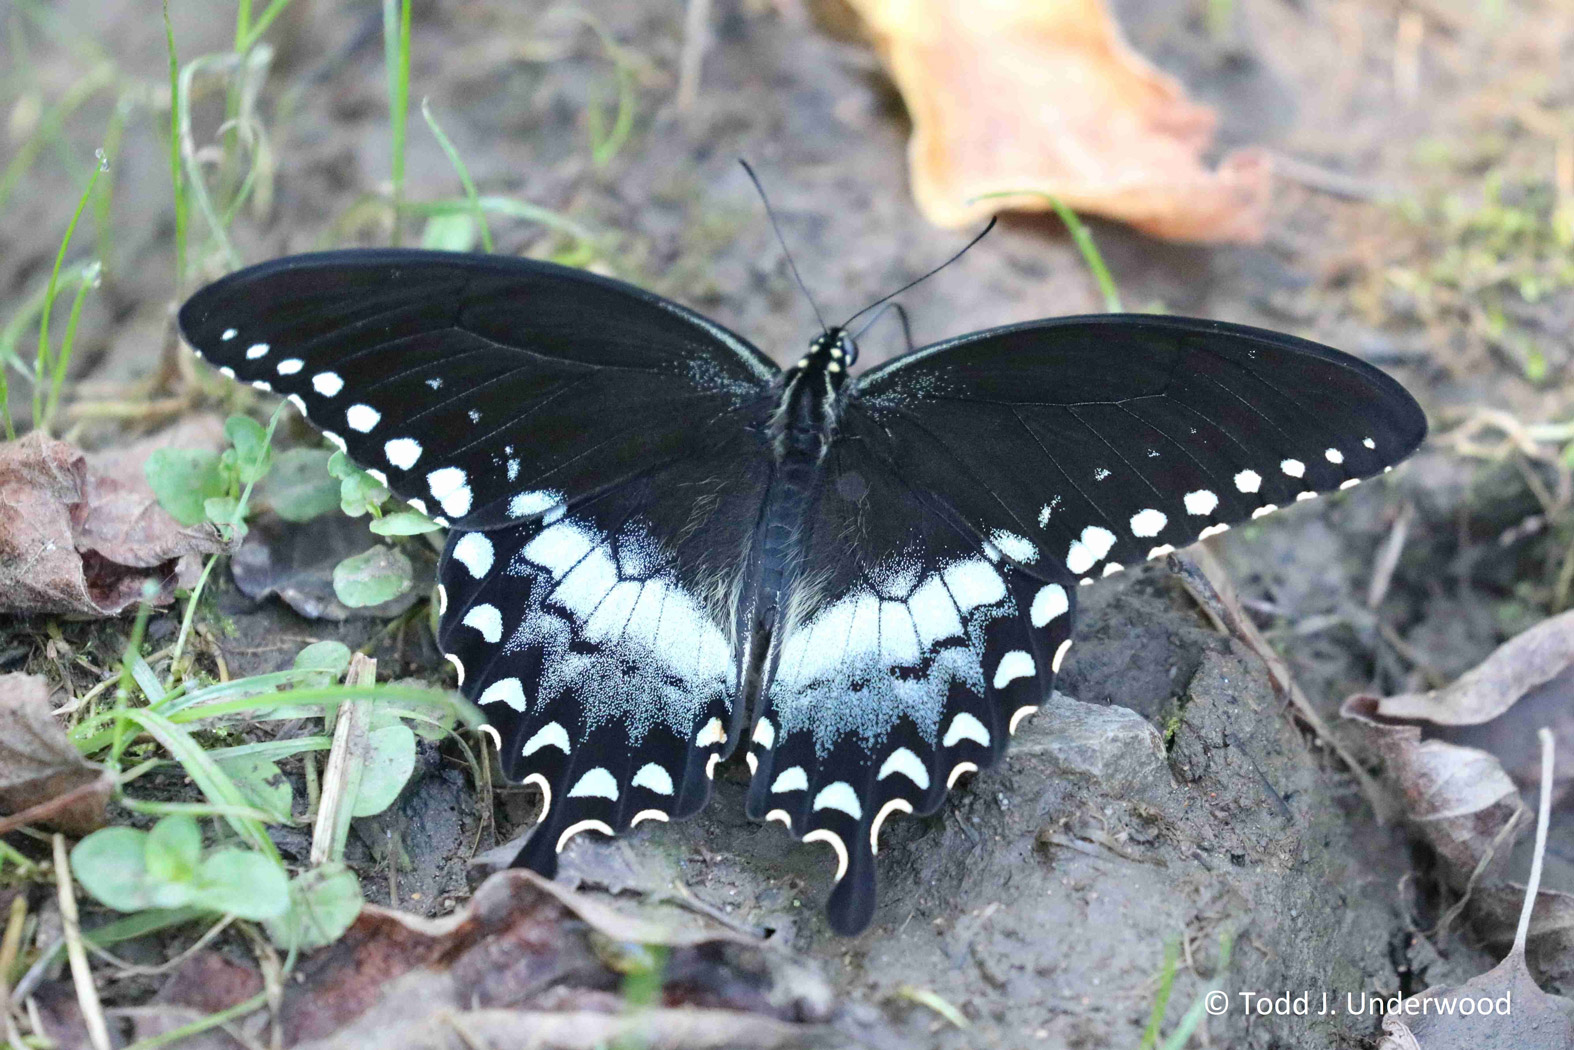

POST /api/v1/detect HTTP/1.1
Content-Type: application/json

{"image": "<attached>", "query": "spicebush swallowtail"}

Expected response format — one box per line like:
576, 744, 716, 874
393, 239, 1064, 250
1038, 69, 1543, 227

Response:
179, 248, 1425, 934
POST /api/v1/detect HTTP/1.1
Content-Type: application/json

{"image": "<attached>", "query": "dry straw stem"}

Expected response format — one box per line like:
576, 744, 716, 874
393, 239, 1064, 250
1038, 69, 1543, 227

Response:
53, 834, 112, 1050
310, 653, 377, 865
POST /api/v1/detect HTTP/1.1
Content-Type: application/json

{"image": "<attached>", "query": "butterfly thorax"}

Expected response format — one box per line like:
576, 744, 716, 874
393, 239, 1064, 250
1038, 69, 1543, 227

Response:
772, 328, 853, 462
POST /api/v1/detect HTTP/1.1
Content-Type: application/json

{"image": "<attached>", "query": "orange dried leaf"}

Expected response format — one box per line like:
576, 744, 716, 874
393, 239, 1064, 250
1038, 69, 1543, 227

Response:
848, 0, 1272, 242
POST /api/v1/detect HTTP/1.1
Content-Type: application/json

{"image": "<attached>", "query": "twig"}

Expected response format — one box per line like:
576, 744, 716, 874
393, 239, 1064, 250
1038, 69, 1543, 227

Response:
1170, 547, 1395, 823
53, 835, 112, 1050
676, 0, 712, 112
2, 894, 29, 1047
1366, 502, 1413, 610
1513, 728, 1556, 956
311, 654, 376, 865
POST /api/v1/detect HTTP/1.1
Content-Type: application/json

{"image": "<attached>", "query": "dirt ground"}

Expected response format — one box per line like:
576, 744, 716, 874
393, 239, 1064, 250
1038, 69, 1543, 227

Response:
4, 1, 1573, 1047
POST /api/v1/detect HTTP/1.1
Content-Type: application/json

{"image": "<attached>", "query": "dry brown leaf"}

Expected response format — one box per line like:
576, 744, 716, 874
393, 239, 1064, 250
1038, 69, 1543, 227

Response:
1368, 611, 1574, 727
0, 430, 224, 617
0, 673, 111, 836
1379, 731, 1574, 1049
1341, 695, 1525, 892
846, 0, 1271, 241
249, 870, 836, 1049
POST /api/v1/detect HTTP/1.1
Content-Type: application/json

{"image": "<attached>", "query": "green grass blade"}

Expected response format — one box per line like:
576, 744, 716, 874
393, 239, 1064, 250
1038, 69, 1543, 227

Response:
117, 707, 280, 861
383, 0, 412, 245
32, 149, 104, 434
1139, 938, 1182, 1049
1158, 930, 1236, 1050
163, 1, 187, 291
421, 98, 493, 253
236, 0, 295, 54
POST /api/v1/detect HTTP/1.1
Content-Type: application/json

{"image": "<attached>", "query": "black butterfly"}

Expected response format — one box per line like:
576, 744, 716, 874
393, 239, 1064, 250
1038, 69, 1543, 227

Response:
179, 248, 1425, 934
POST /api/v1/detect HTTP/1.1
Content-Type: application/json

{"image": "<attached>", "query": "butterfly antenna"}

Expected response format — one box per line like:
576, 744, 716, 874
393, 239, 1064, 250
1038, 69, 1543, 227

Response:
739, 159, 829, 334
842, 217, 997, 330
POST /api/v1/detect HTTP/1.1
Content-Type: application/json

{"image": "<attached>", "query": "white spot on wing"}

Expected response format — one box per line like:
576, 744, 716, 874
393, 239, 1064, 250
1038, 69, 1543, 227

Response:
1051, 638, 1073, 672
1065, 525, 1116, 575
522, 720, 569, 754
942, 712, 990, 748
1340, 478, 1360, 490
384, 438, 422, 470
870, 797, 912, 853
1363, 437, 1376, 450
993, 650, 1035, 688
479, 677, 526, 711
1251, 504, 1277, 519
1009, 705, 1038, 734
1234, 469, 1262, 493
453, 532, 494, 578
695, 717, 726, 747
878, 747, 930, 789
510, 489, 564, 519
556, 818, 613, 853
632, 763, 674, 795
631, 809, 668, 826
1280, 458, 1305, 478
813, 781, 862, 820
752, 718, 776, 750
1101, 562, 1124, 577
220, 328, 237, 341
567, 768, 618, 801
771, 766, 808, 793
276, 358, 303, 375
946, 762, 978, 788
1198, 523, 1230, 539
991, 530, 1038, 563
1184, 489, 1218, 516
1130, 508, 1167, 538
1030, 583, 1068, 627
346, 404, 380, 432
1325, 448, 1344, 464
802, 828, 849, 881
312, 372, 343, 397
245, 343, 269, 359
462, 603, 502, 643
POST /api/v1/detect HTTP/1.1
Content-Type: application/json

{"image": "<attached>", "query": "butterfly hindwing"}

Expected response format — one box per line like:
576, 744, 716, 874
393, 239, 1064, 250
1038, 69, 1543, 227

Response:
851, 315, 1427, 585
177, 250, 777, 529
438, 418, 775, 873
743, 420, 1077, 933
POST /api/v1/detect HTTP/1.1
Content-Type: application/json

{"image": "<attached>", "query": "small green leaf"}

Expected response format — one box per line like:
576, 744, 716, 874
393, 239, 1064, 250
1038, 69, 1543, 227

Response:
216, 755, 294, 823
326, 450, 353, 480
71, 827, 160, 912
145, 448, 225, 527
293, 640, 352, 687
225, 415, 271, 484
191, 849, 290, 920
204, 495, 240, 525
260, 447, 340, 522
339, 469, 390, 518
264, 863, 363, 951
352, 723, 417, 817
420, 211, 478, 252
372, 691, 458, 742
368, 510, 441, 536
143, 814, 202, 885
333, 546, 414, 608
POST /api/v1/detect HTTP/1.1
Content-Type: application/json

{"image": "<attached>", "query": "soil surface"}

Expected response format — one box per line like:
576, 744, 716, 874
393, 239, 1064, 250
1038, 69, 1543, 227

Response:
4, 1, 1571, 1048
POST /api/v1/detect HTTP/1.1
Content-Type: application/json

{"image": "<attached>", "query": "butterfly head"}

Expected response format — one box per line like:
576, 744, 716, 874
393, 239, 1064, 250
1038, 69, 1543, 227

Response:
798, 328, 858, 378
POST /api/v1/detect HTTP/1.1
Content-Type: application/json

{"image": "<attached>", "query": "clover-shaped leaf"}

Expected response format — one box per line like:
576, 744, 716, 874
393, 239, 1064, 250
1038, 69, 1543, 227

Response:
145, 448, 226, 527
332, 546, 414, 608
71, 815, 288, 921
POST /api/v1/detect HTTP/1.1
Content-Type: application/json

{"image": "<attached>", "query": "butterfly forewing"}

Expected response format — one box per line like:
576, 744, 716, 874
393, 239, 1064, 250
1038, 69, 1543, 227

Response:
851, 315, 1427, 585
177, 250, 778, 528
